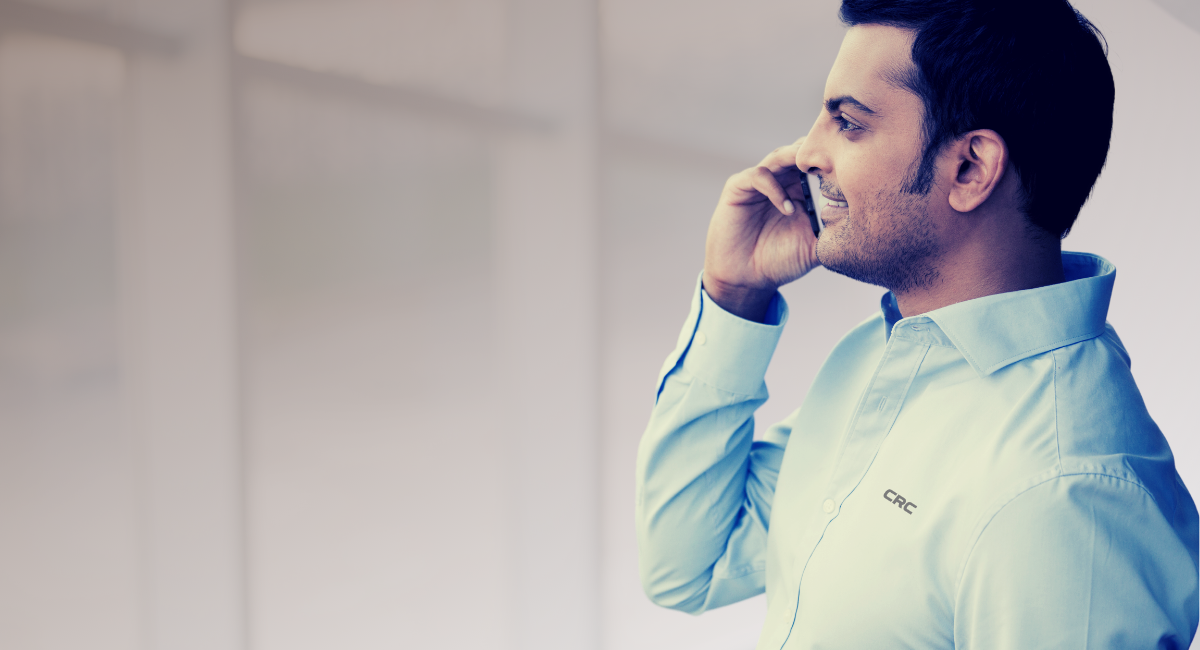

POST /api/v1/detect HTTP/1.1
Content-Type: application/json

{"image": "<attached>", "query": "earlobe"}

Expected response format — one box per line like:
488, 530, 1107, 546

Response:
947, 130, 1008, 213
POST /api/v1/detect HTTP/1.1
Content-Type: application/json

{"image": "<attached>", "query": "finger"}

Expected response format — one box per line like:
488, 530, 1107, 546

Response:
772, 166, 807, 187
781, 171, 813, 196
747, 165, 796, 215
757, 143, 802, 172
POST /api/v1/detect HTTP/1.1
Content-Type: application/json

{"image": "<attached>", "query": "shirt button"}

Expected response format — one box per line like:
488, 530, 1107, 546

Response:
822, 499, 835, 513
695, 331, 707, 345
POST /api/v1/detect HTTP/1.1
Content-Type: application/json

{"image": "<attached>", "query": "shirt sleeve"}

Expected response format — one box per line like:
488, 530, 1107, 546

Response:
954, 473, 1200, 649
635, 272, 791, 614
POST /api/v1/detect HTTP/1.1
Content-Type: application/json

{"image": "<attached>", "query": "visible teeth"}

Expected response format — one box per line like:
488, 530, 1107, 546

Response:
826, 199, 848, 208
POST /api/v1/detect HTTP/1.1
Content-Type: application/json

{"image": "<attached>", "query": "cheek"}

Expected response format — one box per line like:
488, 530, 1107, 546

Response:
841, 144, 908, 214
837, 145, 877, 187
838, 155, 873, 210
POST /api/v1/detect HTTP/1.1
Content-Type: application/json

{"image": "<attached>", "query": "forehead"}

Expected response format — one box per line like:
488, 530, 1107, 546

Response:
826, 24, 918, 110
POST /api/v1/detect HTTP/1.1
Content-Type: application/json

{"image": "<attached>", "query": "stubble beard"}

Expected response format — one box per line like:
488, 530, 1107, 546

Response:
815, 183, 943, 295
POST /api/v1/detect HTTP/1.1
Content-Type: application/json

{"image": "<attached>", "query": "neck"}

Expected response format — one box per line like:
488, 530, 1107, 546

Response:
893, 227, 1065, 318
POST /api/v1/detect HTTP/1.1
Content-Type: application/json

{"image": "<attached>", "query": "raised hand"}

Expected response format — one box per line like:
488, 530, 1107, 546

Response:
702, 138, 821, 322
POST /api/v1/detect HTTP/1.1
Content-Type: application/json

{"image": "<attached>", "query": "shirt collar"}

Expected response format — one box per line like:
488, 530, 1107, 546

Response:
880, 252, 1116, 376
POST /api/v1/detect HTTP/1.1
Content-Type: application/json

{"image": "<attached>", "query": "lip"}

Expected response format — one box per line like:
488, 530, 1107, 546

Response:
819, 196, 848, 229
821, 195, 849, 217
821, 195, 849, 211
820, 214, 845, 228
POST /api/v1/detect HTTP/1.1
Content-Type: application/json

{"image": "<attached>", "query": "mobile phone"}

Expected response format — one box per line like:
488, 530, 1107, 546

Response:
798, 172, 823, 237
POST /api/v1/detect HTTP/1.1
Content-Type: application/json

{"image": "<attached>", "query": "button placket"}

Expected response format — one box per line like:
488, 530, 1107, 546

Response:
777, 338, 933, 650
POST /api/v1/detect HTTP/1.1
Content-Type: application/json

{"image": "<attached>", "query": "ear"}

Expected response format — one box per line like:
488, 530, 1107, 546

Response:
946, 129, 1009, 213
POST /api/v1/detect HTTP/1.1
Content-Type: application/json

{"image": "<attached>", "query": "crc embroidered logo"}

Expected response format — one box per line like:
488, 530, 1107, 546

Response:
883, 489, 917, 514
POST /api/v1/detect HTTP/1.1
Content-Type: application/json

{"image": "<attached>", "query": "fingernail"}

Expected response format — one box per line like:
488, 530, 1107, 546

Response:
783, 200, 795, 214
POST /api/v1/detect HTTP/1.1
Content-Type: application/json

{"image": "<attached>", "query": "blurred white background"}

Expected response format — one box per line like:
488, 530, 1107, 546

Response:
0, 0, 1196, 649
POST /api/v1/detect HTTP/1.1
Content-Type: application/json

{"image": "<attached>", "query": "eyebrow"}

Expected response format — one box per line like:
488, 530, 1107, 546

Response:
825, 95, 877, 116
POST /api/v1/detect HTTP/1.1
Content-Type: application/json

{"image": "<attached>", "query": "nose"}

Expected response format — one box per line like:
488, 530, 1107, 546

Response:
795, 115, 831, 177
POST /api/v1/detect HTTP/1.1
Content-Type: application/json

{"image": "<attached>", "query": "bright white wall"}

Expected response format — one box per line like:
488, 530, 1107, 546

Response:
0, 33, 138, 650
237, 1, 601, 649
0, 0, 244, 647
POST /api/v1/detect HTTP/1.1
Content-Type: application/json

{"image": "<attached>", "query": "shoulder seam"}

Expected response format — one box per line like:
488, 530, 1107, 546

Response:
953, 472, 1156, 600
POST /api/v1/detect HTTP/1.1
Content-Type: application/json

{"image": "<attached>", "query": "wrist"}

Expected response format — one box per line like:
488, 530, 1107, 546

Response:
702, 273, 777, 323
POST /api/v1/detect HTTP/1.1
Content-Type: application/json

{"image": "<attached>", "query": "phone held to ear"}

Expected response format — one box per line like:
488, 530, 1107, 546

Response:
799, 172, 824, 237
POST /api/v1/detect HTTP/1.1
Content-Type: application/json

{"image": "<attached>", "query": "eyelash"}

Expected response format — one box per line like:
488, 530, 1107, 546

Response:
832, 114, 862, 133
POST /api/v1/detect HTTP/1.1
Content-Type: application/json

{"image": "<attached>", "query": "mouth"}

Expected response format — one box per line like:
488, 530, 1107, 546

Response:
820, 194, 848, 228
821, 194, 848, 209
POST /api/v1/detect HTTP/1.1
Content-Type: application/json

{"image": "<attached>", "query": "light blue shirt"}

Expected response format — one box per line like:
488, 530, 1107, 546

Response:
636, 252, 1199, 649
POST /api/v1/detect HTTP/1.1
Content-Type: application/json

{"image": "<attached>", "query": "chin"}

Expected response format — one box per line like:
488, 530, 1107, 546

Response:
814, 222, 849, 269
816, 225, 930, 292
816, 186, 943, 292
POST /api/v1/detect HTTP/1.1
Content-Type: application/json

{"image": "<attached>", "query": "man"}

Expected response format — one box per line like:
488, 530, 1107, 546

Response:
634, 0, 1199, 648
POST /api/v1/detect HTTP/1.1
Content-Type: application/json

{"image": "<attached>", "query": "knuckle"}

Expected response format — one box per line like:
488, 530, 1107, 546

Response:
751, 166, 778, 190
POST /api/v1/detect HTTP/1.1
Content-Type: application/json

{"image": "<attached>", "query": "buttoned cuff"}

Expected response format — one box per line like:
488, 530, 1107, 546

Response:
680, 281, 788, 396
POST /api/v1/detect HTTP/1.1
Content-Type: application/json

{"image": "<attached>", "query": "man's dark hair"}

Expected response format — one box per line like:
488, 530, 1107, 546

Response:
840, 0, 1115, 238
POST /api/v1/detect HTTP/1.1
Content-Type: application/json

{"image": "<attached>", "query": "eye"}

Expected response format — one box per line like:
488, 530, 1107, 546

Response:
832, 114, 862, 133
